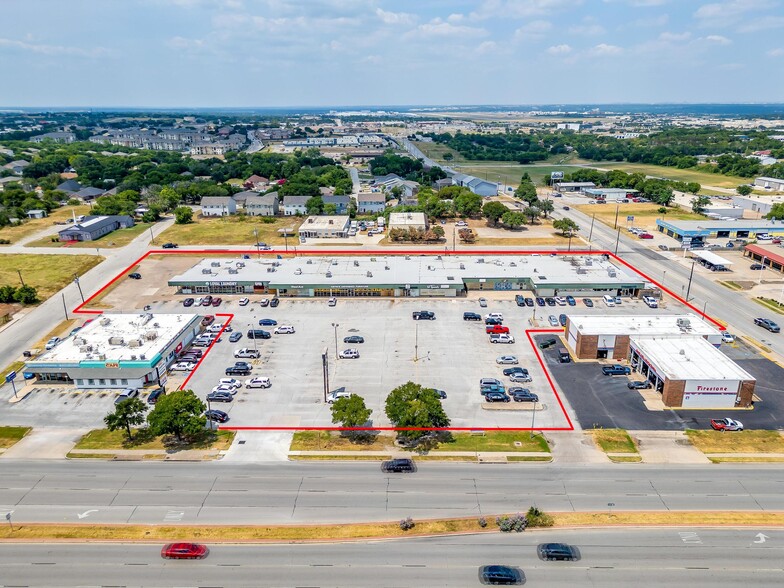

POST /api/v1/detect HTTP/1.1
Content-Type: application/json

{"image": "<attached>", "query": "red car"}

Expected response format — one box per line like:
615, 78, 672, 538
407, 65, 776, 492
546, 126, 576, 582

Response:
638, 233, 654, 239
201, 315, 215, 326
211, 297, 222, 307
201, 295, 213, 306
710, 418, 743, 432
161, 543, 209, 559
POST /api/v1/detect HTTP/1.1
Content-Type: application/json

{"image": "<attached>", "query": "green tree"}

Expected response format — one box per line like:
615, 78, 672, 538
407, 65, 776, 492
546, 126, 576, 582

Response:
442, 152, 454, 161
501, 210, 526, 229
514, 180, 538, 204
324, 202, 337, 215
432, 225, 445, 238
525, 204, 541, 224
482, 201, 508, 225
13, 285, 39, 304
147, 389, 206, 442
454, 191, 483, 217
306, 195, 324, 215
691, 195, 711, 214
685, 182, 701, 194
538, 199, 555, 217
552, 218, 580, 236
331, 394, 373, 429
384, 381, 451, 443
104, 398, 147, 442
766, 203, 784, 220
174, 206, 193, 224
736, 184, 753, 196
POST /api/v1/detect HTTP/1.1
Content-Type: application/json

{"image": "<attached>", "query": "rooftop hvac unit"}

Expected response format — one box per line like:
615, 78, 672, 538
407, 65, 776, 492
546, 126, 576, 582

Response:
79, 345, 93, 353
586, 258, 593, 265
140, 354, 146, 360
140, 313, 153, 326
131, 355, 137, 360
326, 271, 332, 278
211, 261, 221, 267
460, 263, 465, 269
354, 260, 359, 267
306, 259, 312, 264
477, 258, 484, 264
367, 271, 373, 277
201, 269, 212, 274
385, 266, 389, 270
509, 262, 517, 267
100, 317, 111, 326
237, 262, 245, 268
332, 260, 338, 265
144, 331, 158, 340
608, 270, 616, 277
153, 323, 160, 328
267, 267, 275, 272
294, 268, 302, 275
108, 337, 124, 346
576, 268, 587, 274
405, 256, 410, 260
436, 256, 442, 260
128, 339, 143, 348
228, 269, 238, 274
98, 354, 105, 360
73, 337, 86, 346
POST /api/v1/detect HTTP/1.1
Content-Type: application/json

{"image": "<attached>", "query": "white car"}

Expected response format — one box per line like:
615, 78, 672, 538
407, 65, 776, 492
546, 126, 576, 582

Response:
218, 378, 242, 389
245, 377, 272, 389
555, 297, 567, 306
207, 324, 224, 333
45, 337, 61, 350
211, 384, 237, 395
234, 348, 260, 359
456, 220, 467, 227
238, 297, 250, 306
328, 297, 337, 307
274, 325, 295, 334
326, 389, 351, 403
485, 312, 504, 321
339, 348, 360, 359
195, 297, 203, 306
722, 332, 735, 343
170, 361, 196, 371
548, 315, 560, 327
496, 355, 518, 365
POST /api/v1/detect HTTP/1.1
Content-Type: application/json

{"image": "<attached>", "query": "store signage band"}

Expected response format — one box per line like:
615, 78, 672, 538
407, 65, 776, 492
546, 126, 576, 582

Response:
104, 362, 120, 369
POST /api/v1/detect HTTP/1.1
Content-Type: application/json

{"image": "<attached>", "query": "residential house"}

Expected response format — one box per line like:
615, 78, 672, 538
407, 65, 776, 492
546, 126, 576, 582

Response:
3, 160, 29, 175
57, 215, 135, 242
75, 187, 105, 202
56, 179, 82, 194
26, 209, 47, 219
433, 178, 453, 191
323, 195, 351, 214
0, 177, 22, 191
244, 175, 269, 190
374, 174, 420, 199
30, 131, 76, 144
231, 190, 256, 210
357, 193, 386, 214
451, 173, 498, 197
245, 193, 280, 217
200, 196, 237, 217
283, 195, 310, 216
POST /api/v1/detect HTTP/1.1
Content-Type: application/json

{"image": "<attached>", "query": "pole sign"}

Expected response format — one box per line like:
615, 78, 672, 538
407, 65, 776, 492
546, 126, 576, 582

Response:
4, 371, 16, 383
550, 171, 564, 180
627, 216, 634, 222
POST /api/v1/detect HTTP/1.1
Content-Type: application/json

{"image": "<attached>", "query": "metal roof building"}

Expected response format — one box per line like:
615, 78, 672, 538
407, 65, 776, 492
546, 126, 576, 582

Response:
656, 219, 784, 244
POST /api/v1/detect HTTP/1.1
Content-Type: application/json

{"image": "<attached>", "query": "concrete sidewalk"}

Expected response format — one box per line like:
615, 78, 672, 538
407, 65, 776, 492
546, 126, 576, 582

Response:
630, 431, 711, 464
0, 428, 88, 459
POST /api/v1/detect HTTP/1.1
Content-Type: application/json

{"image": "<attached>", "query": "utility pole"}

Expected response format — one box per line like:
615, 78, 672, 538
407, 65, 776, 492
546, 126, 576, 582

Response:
149, 225, 155, 245
614, 227, 621, 256
331, 322, 339, 359
588, 214, 595, 242
613, 201, 620, 229
254, 228, 260, 260
16, 270, 24, 286
73, 275, 84, 303
685, 260, 696, 302
61, 293, 69, 320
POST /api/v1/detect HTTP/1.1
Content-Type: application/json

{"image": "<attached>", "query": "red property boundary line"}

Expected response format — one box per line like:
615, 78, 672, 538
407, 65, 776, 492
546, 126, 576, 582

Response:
69, 247, 721, 432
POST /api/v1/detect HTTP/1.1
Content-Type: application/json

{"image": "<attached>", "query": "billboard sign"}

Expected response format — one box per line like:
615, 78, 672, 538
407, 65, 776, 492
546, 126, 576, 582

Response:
550, 172, 564, 180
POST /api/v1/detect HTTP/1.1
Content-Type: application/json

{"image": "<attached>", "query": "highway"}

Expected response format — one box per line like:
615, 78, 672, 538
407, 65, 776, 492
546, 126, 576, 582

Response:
0, 529, 782, 586
2, 461, 784, 526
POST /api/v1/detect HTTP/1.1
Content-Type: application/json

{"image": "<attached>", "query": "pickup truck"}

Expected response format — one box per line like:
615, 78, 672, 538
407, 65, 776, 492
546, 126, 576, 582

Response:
412, 311, 435, 320
602, 365, 631, 376
486, 324, 510, 335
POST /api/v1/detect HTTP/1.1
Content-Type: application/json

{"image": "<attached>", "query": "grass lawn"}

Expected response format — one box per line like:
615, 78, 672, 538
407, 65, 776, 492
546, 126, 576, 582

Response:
583, 161, 748, 189
0, 426, 31, 449
432, 432, 550, 453
157, 216, 304, 246
0, 205, 91, 245
575, 203, 705, 232
74, 428, 235, 451
685, 430, 784, 453
0, 254, 103, 300
590, 429, 638, 453
26, 222, 153, 249
290, 431, 394, 451
472, 236, 570, 246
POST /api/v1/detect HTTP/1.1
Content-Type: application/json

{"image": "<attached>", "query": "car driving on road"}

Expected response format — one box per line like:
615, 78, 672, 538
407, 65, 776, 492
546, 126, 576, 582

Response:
538, 542, 578, 561
754, 317, 780, 333
161, 543, 208, 560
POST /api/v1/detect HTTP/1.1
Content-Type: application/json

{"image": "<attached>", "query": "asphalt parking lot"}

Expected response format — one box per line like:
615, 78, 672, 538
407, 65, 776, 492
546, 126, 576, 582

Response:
537, 335, 784, 431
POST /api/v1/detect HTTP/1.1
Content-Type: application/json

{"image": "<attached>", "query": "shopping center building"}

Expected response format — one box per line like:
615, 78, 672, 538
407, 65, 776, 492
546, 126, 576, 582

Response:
167, 254, 647, 298
24, 313, 202, 389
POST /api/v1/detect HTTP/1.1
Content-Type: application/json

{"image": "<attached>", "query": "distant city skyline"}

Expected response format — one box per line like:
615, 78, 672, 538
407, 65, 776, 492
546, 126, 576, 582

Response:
2, 0, 783, 107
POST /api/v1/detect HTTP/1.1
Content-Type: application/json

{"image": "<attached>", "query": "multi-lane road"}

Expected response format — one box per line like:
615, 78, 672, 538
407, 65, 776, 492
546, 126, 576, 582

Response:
1, 529, 782, 586
3, 461, 784, 526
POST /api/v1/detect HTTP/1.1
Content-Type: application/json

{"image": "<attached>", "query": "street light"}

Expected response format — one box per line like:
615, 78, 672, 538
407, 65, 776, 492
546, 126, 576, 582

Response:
149, 225, 155, 245
206, 397, 214, 431
331, 322, 339, 359
685, 260, 696, 302
73, 275, 84, 303
758, 256, 766, 284
253, 227, 260, 260
248, 323, 257, 353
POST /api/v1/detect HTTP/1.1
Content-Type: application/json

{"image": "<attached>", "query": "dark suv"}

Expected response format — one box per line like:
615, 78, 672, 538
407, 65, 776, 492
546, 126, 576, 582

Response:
538, 337, 557, 349
479, 565, 522, 585
515, 295, 525, 307
463, 312, 482, 321
538, 542, 578, 561
225, 366, 251, 376
382, 458, 415, 473
247, 329, 271, 339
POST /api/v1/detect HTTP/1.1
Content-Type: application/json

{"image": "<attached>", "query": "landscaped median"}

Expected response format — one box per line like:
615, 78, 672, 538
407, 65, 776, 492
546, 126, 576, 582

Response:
67, 428, 235, 460
2, 511, 784, 543
0, 426, 32, 451
589, 429, 641, 463
685, 430, 784, 463
289, 431, 552, 462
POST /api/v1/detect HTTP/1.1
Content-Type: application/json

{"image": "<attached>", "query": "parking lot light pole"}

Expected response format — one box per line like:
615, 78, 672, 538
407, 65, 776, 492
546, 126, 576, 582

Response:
331, 323, 339, 359
249, 323, 257, 353
206, 398, 213, 431
530, 401, 537, 439
254, 228, 260, 260
614, 227, 621, 256
73, 275, 84, 303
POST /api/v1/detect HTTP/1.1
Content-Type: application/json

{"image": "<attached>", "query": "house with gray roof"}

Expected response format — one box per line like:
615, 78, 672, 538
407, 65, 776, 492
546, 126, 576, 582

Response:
231, 190, 256, 209
323, 194, 351, 214
0, 177, 23, 191
283, 195, 310, 216
30, 132, 76, 144
57, 179, 82, 193
245, 193, 280, 216
200, 196, 237, 217
2, 160, 29, 175
451, 173, 497, 197
357, 193, 386, 214
57, 215, 134, 242
75, 187, 105, 201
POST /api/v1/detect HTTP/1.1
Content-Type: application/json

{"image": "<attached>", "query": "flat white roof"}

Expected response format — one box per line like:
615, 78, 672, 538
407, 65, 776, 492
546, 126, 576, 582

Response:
389, 212, 426, 226
300, 216, 349, 230
570, 313, 720, 337
691, 250, 733, 266
631, 336, 754, 382
37, 313, 198, 364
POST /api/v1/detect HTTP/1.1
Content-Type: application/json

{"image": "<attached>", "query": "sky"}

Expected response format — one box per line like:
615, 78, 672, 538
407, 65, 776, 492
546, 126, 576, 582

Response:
1, 0, 783, 108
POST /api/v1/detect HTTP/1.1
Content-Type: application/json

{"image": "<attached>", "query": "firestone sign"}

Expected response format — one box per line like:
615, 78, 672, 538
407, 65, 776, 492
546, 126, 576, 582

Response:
684, 379, 740, 394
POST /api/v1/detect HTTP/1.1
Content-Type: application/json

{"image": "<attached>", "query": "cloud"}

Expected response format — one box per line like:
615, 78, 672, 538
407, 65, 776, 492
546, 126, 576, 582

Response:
514, 19, 553, 40
375, 8, 416, 26
703, 34, 731, 44
412, 19, 488, 37
605, 0, 670, 5
470, 0, 584, 20
546, 43, 572, 54
590, 43, 623, 55
767, 48, 784, 57
658, 31, 691, 42
0, 37, 107, 58
447, 13, 465, 23
693, 1, 775, 27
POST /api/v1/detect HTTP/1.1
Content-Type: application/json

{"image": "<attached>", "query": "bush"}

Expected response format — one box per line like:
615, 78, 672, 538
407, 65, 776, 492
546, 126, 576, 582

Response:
658, 207, 667, 214
0, 238, 10, 244
260, 217, 277, 224
525, 506, 554, 528
478, 517, 487, 528
496, 513, 527, 533
399, 517, 415, 531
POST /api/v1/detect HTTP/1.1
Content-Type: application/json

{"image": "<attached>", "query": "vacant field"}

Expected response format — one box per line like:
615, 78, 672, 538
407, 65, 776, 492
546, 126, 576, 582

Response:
583, 162, 748, 189
26, 222, 153, 249
0, 254, 103, 300
575, 203, 705, 232
686, 430, 784, 453
157, 216, 304, 246
0, 205, 91, 245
